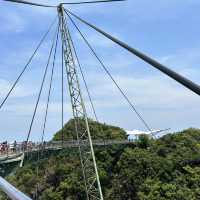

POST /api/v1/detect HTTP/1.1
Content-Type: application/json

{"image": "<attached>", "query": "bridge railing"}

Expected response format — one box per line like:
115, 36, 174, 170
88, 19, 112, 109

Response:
0, 139, 134, 159
0, 176, 32, 200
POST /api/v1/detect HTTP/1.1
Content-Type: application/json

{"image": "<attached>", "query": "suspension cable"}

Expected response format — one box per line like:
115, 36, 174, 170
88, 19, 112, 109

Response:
66, 25, 106, 141
0, 16, 57, 110
65, 11, 152, 131
66, 24, 99, 124
61, 38, 64, 144
71, 38, 99, 123
34, 24, 60, 200
26, 22, 59, 144
41, 24, 60, 145
65, 9, 200, 97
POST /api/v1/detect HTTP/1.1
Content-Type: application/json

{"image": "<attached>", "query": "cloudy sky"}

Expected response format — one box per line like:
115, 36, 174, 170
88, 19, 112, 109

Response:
0, 0, 200, 141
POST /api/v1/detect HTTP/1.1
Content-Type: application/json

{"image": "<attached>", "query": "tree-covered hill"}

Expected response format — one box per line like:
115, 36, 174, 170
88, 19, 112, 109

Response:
1, 128, 200, 200
53, 118, 127, 141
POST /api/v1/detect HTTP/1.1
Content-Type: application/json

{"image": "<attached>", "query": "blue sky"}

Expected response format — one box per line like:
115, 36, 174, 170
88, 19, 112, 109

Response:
0, 0, 200, 141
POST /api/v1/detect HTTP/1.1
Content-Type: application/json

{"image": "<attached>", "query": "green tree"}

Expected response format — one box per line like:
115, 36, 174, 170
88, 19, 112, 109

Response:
53, 118, 127, 141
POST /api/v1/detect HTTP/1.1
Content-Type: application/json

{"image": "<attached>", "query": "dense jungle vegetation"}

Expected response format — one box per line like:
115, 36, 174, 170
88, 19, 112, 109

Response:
0, 119, 200, 200
53, 118, 127, 140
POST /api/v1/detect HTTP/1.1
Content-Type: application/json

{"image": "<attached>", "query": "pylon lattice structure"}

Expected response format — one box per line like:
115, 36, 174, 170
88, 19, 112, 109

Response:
58, 5, 103, 200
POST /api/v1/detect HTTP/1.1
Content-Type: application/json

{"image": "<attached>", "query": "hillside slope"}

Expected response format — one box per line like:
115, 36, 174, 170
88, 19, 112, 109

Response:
1, 128, 200, 200
53, 118, 127, 140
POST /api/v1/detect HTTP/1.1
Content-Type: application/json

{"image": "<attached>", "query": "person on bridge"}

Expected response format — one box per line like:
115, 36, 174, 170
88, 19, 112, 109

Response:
14, 141, 17, 152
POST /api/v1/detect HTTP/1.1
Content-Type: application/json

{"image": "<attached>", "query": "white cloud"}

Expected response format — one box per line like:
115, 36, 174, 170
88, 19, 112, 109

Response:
85, 72, 199, 109
77, 33, 110, 47
158, 48, 200, 84
0, 0, 200, 141
0, 79, 36, 98
0, 6, 26, 33
3, 102, 71, 116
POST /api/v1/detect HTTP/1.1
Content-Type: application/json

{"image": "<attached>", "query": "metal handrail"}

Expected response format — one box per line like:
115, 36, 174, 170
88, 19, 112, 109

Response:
0, 176, 32, 200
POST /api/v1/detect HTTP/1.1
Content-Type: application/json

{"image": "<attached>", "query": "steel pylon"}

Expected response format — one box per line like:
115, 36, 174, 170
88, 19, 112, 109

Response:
58, 5, 103, 200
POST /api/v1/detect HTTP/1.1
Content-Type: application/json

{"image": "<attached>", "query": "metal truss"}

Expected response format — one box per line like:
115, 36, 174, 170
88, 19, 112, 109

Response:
58, 5, 103, 200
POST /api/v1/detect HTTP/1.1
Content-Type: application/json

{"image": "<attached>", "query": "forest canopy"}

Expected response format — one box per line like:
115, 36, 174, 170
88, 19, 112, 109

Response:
53, 118, 127, 141
1, 124, 200, 200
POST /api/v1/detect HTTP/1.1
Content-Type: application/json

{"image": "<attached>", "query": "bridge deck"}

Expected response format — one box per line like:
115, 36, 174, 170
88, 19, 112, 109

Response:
0, 140, 133, 164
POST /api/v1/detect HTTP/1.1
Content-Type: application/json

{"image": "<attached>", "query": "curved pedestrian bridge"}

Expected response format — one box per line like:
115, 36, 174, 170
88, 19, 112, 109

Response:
0, 140, 134, 164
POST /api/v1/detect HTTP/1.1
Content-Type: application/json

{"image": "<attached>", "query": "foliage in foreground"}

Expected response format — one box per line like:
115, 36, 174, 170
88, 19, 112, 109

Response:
1, 128, 200, 199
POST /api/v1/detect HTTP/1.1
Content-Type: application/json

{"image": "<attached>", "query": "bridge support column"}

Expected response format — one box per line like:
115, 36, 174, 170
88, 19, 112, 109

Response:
58, 5, 103, 200
20, 153, 25, 168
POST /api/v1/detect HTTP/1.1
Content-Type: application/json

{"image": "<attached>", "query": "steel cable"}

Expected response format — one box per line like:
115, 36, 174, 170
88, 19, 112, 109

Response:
65, 9, 200, 97
41, 24, 60, 145
0, 16, 57, 110
26, 22, 59, 144
65, 10, 152, 131
35, 24, 60, 200
66, 25, 106, 141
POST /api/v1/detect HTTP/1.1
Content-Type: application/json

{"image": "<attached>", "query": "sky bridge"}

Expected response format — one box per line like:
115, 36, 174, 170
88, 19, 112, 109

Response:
0, 139, 134, 165
0, 0, 200, 200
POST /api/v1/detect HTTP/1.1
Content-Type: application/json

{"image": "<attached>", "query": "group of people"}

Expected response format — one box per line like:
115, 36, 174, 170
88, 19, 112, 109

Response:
0, 141, 17, 154
0, 141, 48, 155
0, 141, 33, 154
